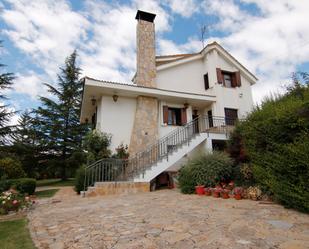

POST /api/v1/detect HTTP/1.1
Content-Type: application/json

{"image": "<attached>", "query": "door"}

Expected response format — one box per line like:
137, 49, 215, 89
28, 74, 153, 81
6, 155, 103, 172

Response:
207, 110, 213, 128
192, 110, 199, 133
224, 108, 238, 125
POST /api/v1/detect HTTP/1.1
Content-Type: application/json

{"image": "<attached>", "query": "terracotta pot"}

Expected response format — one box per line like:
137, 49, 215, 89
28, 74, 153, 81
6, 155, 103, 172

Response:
195, 185, 205, 195
212, 191, 220, 198
205, 190, 212, 196
234, 194, 242, 200
221, 192, 230, 199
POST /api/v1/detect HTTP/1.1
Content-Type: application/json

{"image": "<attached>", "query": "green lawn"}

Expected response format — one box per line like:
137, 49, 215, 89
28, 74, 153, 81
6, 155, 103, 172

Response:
0, 219, 35, 249
35, 189, 59, 198
36, 178, 75, 187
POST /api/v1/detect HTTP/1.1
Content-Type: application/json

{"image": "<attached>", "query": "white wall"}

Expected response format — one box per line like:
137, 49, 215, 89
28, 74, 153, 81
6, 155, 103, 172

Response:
156, 49, 254, 119
156, 59, 207, 95
97, 96, 136, 152
208, 50, 254, 118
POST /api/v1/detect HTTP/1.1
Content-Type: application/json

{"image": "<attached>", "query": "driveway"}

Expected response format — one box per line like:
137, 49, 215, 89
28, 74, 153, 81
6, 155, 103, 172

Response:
28, 188, 309, 249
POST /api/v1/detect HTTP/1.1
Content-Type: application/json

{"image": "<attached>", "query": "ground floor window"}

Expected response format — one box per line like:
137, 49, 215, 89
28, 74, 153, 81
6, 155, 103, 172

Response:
168, 108, 181, 125
212, 139, 227, 151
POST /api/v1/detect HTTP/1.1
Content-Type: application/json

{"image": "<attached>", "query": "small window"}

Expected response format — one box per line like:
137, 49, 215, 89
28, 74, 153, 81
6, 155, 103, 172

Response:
167, 108, 182, 126
204, 73, 209, 90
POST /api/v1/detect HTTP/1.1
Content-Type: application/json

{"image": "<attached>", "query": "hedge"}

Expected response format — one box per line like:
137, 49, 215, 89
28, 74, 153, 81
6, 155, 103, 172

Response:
229, 79, 309, 212
0, 178, 36, 195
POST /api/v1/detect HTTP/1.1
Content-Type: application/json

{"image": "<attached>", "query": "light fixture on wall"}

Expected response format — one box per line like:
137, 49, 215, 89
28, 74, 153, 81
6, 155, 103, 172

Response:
184, 103, 189, 109
91, 96, 96, 106
239, 93, 243, 98
113, 94, 119, 102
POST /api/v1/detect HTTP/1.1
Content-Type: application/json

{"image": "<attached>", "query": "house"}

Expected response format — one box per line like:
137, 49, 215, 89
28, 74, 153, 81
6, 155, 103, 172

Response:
80, 10, 257, 195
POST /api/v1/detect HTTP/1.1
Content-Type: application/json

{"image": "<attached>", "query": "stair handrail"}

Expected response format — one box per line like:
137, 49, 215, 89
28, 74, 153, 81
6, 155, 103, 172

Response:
83, 115, 238, 191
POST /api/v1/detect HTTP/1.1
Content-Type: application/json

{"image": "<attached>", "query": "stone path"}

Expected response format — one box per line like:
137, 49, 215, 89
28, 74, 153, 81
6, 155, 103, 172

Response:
28, 188, 309, 249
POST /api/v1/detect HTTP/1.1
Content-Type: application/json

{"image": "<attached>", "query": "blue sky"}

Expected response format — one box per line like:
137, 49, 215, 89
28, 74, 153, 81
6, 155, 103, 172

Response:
1, 0, 309, 124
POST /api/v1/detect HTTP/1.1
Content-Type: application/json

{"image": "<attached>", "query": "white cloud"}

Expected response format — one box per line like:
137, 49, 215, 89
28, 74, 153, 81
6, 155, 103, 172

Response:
1, 0, 309, 106
13, 72, 46, 99
1, 0, 89, 79
164, 0, 198, 18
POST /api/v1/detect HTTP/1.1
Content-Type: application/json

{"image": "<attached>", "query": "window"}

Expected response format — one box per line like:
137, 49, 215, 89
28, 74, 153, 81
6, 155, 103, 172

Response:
224, 108, 238, 125
204, 73, 209, 90
223, 73, 233, 88
216, 68, 242, 87
163, 106, 187, 126
167, 108, 182, 125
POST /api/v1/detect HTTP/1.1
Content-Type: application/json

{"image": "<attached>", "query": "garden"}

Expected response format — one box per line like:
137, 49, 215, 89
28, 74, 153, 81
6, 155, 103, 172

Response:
179, 73, 309, 212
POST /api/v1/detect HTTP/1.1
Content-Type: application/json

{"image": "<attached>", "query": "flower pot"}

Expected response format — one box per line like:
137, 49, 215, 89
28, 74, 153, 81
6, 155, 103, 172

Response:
234, 194, 242, 200
212, 192, 220, 198
205, 189, 212, 196
195, 186, 205, 195
221, 192, 230, 199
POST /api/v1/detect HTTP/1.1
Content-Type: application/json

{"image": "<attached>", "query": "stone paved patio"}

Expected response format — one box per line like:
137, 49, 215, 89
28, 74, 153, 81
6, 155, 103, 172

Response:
28, 187, 309, 249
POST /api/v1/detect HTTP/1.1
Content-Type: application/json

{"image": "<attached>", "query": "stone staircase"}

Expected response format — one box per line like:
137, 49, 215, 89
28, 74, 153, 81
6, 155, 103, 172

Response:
82, 115, 233, 197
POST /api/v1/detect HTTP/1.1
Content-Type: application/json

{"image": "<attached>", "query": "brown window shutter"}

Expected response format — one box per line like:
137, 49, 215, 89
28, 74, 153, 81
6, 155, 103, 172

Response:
231, 73, 237, 87
181, 108, 187, 125
235, 71, 241, 87
163, 105, 169, 124
204, 73, 209, 90
216, 68, 223, 84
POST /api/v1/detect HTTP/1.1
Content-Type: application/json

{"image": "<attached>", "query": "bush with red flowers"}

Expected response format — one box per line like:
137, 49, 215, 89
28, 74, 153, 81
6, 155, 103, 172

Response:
0, 190, 33, 215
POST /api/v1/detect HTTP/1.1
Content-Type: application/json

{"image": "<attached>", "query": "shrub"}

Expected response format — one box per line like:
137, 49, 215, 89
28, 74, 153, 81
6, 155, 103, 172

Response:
12, 178, 36, 195
0, 158, 26, 179
178, 152, 233, 194
75, 165, 86, 194
0, 190, 33, 215
0, 176, 10, 192
228, 76, 309, 212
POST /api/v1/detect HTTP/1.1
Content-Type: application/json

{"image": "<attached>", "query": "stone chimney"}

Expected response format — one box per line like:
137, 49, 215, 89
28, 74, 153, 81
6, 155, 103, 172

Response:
135, 10, 156, 87
129, 10, 158, 157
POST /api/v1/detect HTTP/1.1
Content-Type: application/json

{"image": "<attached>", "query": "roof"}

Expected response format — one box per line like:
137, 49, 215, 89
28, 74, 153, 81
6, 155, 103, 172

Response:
83, 76, 216, 98
156, 41, 258, 82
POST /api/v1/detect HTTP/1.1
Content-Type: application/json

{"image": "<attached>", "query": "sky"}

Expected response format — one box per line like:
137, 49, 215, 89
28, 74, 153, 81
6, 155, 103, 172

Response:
1, 0, 309, 124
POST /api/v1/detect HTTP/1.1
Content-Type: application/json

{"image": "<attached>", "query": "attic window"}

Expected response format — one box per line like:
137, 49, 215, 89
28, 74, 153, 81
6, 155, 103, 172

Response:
223, 72, 233, 88
216, 68, 241, 87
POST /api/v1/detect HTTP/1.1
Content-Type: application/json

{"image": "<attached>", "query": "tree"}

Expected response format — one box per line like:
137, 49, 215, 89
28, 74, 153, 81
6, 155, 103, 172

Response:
83, 130, 112, 164
10, 111, 42, 177
35, 51, 89, 179
0, 41, 15, 145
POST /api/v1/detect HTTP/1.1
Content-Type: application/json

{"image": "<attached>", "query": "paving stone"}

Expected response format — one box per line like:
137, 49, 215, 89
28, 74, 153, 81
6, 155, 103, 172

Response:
28, 188, 309, 249
268, 220, 294, 230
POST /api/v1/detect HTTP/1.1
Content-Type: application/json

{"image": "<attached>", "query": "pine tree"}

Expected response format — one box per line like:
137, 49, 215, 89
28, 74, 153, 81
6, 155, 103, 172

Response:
36, 51, 88, 179
0, 41, 15, 145
11, 111, 41, 177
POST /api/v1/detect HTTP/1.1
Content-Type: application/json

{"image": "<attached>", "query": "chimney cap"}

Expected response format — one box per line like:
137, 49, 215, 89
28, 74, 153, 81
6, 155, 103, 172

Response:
135, 10, 156, 22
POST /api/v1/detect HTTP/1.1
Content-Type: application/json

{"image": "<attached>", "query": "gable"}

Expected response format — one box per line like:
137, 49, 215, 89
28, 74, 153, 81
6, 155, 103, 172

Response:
156, 42, 258, 85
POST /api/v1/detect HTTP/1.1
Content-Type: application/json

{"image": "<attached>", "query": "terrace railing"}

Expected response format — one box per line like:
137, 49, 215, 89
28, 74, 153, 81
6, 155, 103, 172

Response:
83, 115, 238, 191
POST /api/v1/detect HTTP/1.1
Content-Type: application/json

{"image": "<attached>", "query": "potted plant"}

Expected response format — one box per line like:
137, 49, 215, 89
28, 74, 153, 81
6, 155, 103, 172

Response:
205, 187, 212, 196
212, 187, 222, 198
221, 189, 230, 199
195, 185, 205, 195
233, 187, 243, 200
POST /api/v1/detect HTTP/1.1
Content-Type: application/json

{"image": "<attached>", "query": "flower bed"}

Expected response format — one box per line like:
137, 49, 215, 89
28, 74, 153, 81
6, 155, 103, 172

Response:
0, 190, 34, 215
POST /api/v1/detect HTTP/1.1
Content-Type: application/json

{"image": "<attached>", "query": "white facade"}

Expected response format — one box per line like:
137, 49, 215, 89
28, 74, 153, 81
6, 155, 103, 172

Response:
80, 43, 257, 156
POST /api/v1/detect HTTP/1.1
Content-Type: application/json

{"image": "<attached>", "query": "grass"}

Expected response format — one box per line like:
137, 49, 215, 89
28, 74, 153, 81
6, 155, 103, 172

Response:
36, 178, 75, 187
35, 189, 59, 198
0, 218, 35, 249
